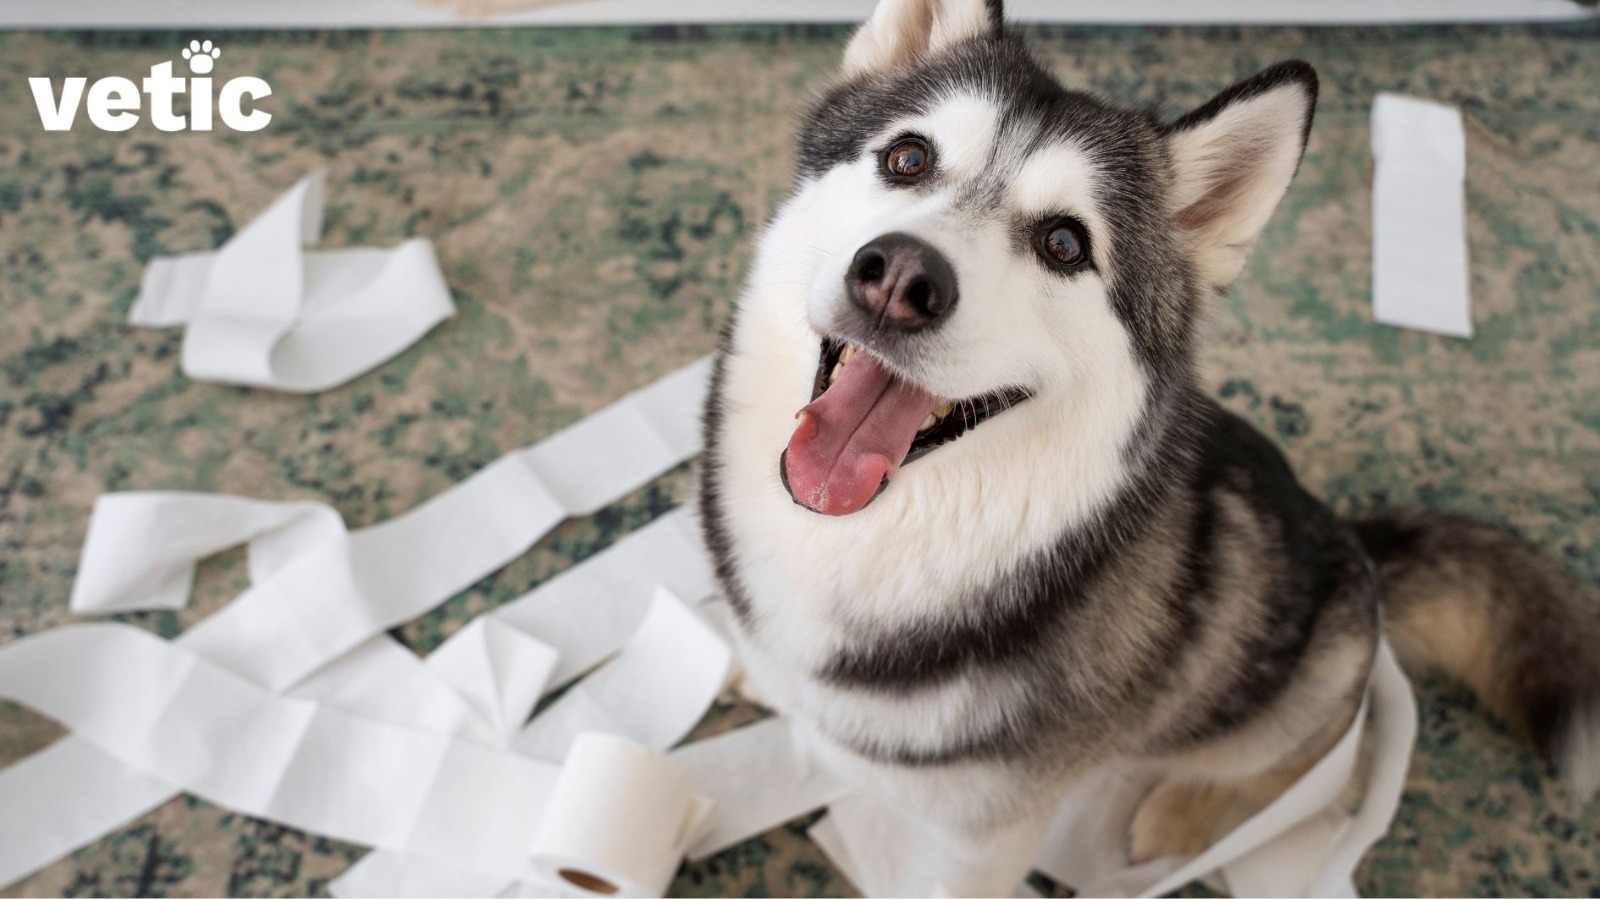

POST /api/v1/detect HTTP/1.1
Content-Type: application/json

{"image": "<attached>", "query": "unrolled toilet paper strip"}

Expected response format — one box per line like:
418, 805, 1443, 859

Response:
0, 358, 711, 887
69, 508, 704, 751
0, 741, 177, 893
0, 623, 562, 878
425, 617, 562, 744
331, 522, 720, 899
530, 733, 713, 898
289, 635, 509, 747
515, 587, 732, 762
675, 717, 854, 859
68, 355, 710, 694
1371, 93, 1472, 338
486, 507, 715, 689
0, 611, 735, 889
70, 493, 343, 613
1227, 638, 1417, 899
331, 508, 713, 758
806, 791, 1041, 899
130, 170, 458, 392
324, 851, 515, 899
809, 793, 943, 897
332, 538, 742, 899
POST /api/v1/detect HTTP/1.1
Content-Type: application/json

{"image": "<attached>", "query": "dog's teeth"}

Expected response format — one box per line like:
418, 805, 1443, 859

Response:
919, 414, 937, 432
840, 345, 858, 364
830, 363, 843, 385
933, 400, 954, 417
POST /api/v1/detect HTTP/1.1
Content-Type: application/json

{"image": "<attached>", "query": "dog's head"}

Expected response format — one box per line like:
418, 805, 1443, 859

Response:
739, 0, 1316, 517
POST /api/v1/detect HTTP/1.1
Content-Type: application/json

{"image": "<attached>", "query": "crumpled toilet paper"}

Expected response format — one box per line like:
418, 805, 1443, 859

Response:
0, 354, 1419, 899
130, 170, 456, 391
0, 357, 712, 889
0, 605, 731, 887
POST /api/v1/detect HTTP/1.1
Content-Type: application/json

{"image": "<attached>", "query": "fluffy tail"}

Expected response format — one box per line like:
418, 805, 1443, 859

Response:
1353, 511, 1600, 802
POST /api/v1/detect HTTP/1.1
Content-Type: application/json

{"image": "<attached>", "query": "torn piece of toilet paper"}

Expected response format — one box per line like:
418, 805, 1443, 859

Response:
0, 358, 712, 889
1222, 640, 1417, 899
1371, 93, 1472, 338
130, 170, 456, 392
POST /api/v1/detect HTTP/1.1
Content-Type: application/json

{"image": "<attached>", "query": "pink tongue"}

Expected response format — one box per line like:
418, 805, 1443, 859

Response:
784, 353, 938, 516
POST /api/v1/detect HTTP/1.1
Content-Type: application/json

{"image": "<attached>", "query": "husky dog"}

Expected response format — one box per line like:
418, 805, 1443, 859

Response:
698, 0, 1600, 892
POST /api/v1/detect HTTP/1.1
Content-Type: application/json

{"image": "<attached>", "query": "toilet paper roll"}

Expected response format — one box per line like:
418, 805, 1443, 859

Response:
530, 734, 712, 898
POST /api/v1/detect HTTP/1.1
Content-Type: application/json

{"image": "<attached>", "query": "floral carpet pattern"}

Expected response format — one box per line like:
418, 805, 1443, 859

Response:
1, 19, 1598, 898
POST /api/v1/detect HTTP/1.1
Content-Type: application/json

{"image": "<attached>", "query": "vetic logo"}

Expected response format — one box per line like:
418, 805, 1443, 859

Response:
29, 40, 273, 133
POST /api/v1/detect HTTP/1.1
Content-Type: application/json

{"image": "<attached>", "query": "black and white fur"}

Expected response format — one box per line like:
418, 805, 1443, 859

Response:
697, 1, 1600, 893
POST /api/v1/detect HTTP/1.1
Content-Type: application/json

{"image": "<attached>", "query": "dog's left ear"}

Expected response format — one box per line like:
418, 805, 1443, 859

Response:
841, 0, 1003, 78
1166, 61, 1318, 289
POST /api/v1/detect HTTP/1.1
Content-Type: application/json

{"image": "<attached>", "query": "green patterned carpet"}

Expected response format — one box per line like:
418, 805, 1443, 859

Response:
1, 20, 1598, 898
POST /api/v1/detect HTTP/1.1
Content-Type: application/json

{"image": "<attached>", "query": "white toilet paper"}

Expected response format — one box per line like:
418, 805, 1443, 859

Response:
676, 717, 853, 860
338, 584, 734, 899
0, 623, 563, 878
1370, 93, 1472, 338
529, 733, 713, 898
426, 617, 562, 745
69, 493, 342, 613
0, 358, 712, 889
0, 616, 744, 892
488, 507, 716, 689
515, 588, 731, 763
130, 170, 457, 392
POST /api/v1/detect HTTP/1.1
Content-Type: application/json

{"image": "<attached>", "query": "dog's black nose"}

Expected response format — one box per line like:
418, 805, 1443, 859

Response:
846, 232, 957, 330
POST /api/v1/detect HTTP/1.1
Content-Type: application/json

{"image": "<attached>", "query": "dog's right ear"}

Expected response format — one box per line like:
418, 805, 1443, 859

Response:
841, 0, 1003, 78
1165, 61, 1318, 290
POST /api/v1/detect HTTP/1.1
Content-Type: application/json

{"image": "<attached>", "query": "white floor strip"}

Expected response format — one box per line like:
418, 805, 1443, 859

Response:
3, 0, 1594, 30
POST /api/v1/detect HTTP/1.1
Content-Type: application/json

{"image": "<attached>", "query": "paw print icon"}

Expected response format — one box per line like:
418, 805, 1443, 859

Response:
182, 39, 221, 75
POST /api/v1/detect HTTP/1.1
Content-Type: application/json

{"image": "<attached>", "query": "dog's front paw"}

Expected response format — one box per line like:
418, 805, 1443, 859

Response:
1127, 780, 1221, 864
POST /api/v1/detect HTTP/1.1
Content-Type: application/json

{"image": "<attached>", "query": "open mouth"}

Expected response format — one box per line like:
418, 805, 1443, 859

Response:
779, 338, 1031, 516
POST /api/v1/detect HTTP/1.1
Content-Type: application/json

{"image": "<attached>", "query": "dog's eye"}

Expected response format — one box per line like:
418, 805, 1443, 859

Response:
1035, 219, 1090, 269
882, 137, 932, 181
